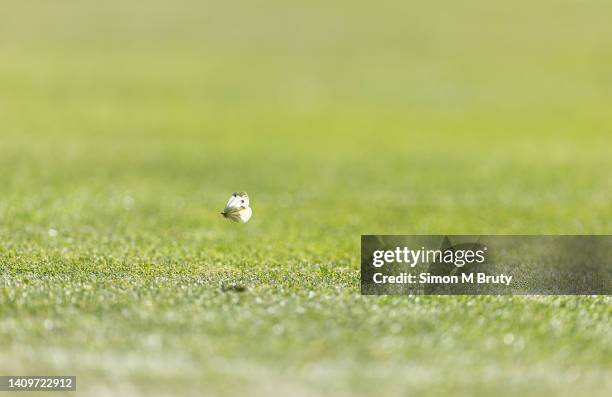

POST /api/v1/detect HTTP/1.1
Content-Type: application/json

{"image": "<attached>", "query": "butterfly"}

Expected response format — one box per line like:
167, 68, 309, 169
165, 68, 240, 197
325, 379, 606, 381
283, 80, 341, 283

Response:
221, 192, 252, 223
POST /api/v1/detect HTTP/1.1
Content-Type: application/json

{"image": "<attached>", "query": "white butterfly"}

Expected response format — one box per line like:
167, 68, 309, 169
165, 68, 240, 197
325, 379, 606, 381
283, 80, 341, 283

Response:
221, 192, 252, 223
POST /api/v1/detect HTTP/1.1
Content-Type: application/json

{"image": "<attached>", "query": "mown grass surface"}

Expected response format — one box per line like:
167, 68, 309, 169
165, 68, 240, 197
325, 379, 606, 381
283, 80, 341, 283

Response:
1, 1, 611, 396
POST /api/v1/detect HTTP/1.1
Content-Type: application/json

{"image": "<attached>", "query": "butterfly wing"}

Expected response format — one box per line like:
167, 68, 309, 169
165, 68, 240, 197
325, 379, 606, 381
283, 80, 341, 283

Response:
237, 207, 252, 223
234, 192, 249, 208
224, 194, 239, 211
224, 192, 249, 211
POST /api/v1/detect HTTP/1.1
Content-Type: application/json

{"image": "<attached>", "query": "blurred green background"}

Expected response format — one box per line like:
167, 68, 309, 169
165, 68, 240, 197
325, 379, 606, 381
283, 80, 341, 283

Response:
0, 1, 610, 396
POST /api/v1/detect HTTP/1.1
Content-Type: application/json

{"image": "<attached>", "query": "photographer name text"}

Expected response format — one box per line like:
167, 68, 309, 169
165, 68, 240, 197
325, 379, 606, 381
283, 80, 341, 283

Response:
372, 272, 512, 285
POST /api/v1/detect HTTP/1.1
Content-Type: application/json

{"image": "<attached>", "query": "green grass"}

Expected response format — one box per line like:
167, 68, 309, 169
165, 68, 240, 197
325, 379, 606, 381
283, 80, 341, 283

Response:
0, 1, 611, 396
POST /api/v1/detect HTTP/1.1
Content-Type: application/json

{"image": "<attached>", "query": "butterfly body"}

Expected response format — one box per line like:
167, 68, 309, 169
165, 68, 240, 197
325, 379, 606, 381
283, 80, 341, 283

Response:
221, 192, 252, 223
